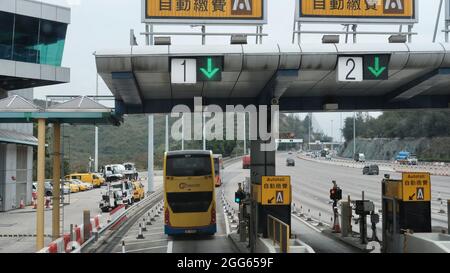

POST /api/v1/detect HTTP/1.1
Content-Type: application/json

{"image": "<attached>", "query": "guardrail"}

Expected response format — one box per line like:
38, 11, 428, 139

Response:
298, 154, 449, 176
80, 189, 162, 252
267, 215, 290, 253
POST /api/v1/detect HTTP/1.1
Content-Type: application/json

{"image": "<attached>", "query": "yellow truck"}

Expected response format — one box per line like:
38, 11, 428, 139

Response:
65, 173, 105, 188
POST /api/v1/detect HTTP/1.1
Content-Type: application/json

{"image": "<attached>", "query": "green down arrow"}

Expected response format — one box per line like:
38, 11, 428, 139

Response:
200, 58, 220, 79
368, 57, 386, 78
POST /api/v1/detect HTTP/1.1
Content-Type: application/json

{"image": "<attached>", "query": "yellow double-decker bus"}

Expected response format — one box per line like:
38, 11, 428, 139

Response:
163, 150, 217, 235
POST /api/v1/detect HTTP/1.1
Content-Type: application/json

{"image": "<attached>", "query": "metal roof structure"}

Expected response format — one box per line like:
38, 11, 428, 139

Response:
95, 43, 450, 113
0, 95, 42, 112
0, 129, 38, 146
0, 95, 122, 125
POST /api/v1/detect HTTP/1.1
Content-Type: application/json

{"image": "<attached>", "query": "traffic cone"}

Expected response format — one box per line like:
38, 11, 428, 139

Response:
19, 199, 25, 209
332, 209, 341, 233
45, 197, 51, 209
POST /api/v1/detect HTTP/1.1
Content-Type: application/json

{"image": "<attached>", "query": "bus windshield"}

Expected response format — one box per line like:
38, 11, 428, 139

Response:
166, 155, 212, 177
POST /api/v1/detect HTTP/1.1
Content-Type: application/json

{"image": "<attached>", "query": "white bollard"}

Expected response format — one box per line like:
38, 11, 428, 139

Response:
122, 241, 126, 253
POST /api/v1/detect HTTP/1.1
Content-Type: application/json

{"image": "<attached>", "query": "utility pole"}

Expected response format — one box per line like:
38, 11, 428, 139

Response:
353, 112, 356, 156
94, 74, 99, 172
148, 115, 154, 193
243, 113, 247, 155
181, 114, 185, 150
331, 120, 334, 151
340, 113, 343, 143
165, 115, 169, 152
147, 26, 154, 193
203, 112, 206, 150
308, 113, 312, 151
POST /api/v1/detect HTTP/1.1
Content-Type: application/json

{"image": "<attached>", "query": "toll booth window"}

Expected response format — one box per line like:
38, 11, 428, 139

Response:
37, 19, 67, 66
13, 14, 40, 63
0, 11, 14, 61
166, 155, 212, 177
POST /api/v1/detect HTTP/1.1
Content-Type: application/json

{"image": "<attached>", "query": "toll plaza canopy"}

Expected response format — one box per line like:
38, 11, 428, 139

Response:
0, 95, 121, 125
95, 43, 450, 114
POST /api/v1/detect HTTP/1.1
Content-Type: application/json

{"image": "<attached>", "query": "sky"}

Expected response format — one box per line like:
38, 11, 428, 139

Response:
35, 0, 448, 140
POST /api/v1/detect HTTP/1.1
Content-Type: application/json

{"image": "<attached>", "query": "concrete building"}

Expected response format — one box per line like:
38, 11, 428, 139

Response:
0, 0, 70, 211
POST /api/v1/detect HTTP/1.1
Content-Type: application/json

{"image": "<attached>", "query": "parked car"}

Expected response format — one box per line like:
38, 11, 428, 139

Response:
48, 180, 70, 195
64, 181, 79, 193
65, 173, 104, 188
72, 179, 93, 190
70, 180, 89, 191
32, 182, 53, 197
363, 165, 379, 175
286, 158, 295, 167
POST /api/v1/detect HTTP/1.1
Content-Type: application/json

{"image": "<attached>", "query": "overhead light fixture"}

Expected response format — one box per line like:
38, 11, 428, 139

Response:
389, 35, 407, 43
323, 103, 339, 111
154, 37, 171, 45
130, 29, 138, 46
231, 34, 248, 45
322, 35, 340, 44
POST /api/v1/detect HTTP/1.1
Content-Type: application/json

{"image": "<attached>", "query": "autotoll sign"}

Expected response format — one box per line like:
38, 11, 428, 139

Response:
337, 54, 389, 82
143, 0, 267, 24
402, 173, 431, 202
296, 0, 418, 24
261, 176, 291, 206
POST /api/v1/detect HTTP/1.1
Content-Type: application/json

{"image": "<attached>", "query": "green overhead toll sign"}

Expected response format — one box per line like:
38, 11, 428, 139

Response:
197, 57, 223, 82
363, 55, 390, 80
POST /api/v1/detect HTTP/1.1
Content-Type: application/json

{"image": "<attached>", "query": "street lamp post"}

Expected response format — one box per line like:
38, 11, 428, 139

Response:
353, 112, 356, 157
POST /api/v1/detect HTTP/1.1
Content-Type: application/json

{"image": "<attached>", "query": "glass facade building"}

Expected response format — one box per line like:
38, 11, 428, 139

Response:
0, 10, 68, 66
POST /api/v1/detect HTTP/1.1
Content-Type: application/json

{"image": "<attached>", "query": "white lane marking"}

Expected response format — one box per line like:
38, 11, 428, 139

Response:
292, 214, 322, 233
117, 245, 167, 253
121, 239, 168, 246
167, 240, 173, 253
223, 211, 231, 236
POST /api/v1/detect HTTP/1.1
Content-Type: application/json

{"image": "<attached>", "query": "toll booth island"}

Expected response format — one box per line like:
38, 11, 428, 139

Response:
382, 172, 433, 253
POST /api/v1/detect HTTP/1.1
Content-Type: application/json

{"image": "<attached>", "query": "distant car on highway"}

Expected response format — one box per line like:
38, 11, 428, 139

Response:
354, 153, 366, 162
326, 154, 332, 160
363, 165, 379, 175
286, 158, 295, 167
407, 156, 418, 165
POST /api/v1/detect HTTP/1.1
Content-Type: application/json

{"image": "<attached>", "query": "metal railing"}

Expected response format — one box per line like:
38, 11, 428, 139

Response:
267, 215, 290, 253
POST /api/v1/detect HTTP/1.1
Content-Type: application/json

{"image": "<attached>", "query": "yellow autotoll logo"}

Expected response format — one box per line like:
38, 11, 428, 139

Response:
232, 0, 252, 15
384, 0, 404, 14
